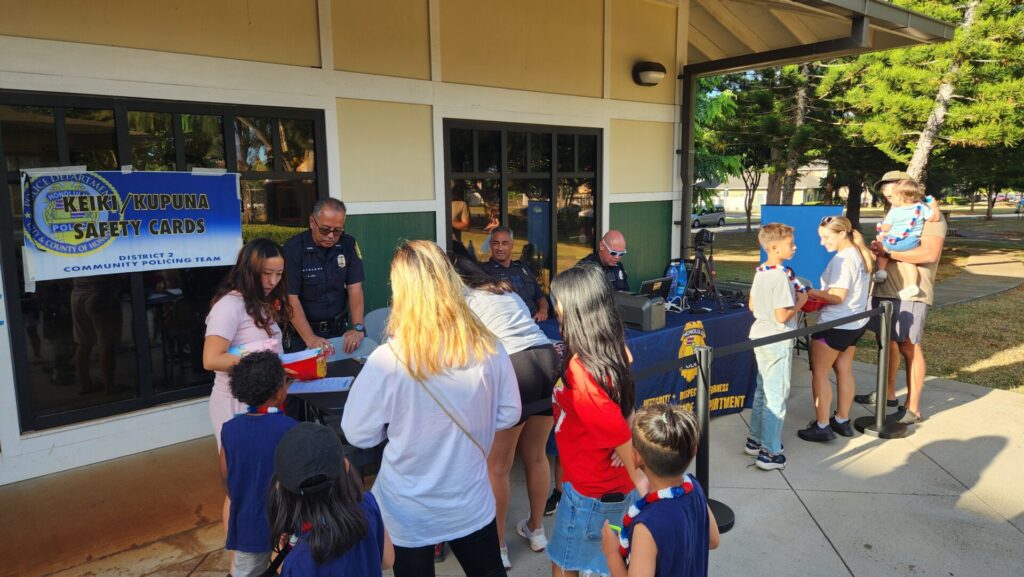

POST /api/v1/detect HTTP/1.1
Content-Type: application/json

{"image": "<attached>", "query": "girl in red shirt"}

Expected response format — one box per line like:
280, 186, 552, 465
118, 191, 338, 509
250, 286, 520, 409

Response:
547, 263, 647, 577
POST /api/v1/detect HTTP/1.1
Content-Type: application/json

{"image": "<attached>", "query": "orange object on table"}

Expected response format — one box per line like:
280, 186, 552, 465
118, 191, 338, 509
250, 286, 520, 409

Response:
280, 348, 328, 380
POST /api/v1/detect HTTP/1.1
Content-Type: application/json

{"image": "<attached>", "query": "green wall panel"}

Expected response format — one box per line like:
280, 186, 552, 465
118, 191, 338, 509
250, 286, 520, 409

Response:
345, 211, 436, 312
609, 201, 672, 292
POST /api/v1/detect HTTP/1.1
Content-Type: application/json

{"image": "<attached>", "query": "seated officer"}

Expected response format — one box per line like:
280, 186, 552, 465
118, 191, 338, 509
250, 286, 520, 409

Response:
283, 199, 366, 354
484, 226, 549, 321
577, 230, 629, 291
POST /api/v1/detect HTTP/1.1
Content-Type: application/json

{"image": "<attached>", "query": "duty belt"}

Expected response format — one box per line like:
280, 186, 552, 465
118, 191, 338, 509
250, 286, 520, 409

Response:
311, 314, 346, 335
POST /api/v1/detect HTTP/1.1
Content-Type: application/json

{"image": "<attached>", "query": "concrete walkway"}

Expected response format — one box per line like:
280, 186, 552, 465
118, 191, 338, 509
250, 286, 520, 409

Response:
10, 358, 1023, 577
932, 251, 1024, 308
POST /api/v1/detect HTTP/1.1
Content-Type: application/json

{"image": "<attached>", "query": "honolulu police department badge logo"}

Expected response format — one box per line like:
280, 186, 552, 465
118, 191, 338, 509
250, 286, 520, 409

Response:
337, 254, 346, 268
23, 172, 121, 256
677, 321, 707, 382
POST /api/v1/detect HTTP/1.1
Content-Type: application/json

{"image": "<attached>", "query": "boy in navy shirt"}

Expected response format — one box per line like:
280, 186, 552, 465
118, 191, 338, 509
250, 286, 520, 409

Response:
220, 351, 297, 577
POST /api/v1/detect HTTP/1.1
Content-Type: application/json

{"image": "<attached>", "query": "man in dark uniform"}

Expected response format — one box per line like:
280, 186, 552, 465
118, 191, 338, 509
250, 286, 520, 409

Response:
283, 199, 366, 354
577, 229, 629, 291
484, 226, 549, 322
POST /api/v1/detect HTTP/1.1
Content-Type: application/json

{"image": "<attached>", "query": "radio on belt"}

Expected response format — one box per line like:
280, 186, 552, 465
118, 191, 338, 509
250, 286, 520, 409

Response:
613, 292, 665, 331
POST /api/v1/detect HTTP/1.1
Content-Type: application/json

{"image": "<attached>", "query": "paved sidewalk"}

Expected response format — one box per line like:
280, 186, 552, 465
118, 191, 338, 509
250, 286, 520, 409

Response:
932, 251, 1024, 308
13, 357, 1023, 577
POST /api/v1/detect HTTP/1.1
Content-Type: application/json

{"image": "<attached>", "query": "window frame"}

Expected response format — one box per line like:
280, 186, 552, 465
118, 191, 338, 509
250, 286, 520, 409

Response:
0, 89, 328, 432
442, 118, 602, 280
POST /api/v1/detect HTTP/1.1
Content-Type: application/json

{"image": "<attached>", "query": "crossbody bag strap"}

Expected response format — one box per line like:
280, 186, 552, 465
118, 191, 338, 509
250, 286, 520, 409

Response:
388, 343, 487, 457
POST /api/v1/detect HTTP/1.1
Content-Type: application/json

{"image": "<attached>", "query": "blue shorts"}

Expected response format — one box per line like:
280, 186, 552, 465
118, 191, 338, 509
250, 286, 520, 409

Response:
547, 482, 638, 576
546, 428, 559, 457
884, 234, 921, 252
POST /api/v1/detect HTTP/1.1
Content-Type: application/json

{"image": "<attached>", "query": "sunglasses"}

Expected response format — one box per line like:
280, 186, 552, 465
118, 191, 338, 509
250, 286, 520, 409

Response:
311, 215, 344, 237
819, 216, 837, 226
602, 240, 627, 257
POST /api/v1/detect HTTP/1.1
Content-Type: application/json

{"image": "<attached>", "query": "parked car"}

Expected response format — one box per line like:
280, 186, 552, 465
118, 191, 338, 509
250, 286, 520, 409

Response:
692, 206, 726, 228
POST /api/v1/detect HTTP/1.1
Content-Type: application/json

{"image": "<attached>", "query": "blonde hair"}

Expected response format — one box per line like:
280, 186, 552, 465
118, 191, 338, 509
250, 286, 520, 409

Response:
758, 222, 794, 250
892, 179, 924, 204
819, 216, 874, 274
387, 240, 496, 380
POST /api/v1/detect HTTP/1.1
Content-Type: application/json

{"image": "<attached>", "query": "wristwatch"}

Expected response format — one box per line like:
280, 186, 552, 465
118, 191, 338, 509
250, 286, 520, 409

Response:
353, 323, 366, 334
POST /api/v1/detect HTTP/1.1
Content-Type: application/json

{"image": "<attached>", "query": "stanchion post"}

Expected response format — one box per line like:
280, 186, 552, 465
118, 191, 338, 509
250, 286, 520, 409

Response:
855, 301, 909, 438
694, 345, 735, 533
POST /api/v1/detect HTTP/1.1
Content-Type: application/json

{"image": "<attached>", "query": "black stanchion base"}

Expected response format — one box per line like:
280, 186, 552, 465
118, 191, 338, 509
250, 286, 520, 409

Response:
709, 499, 735, 533
854, 416, 911, 439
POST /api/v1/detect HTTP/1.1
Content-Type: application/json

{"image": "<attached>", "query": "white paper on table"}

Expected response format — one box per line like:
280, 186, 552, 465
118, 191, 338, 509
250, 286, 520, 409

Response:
288, 377, 354, 394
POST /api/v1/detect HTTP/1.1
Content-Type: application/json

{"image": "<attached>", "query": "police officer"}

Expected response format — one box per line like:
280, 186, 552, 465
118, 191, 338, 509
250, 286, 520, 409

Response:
484, 226, 550, 322
283, 199, 366, 354
577, 229, 629, 291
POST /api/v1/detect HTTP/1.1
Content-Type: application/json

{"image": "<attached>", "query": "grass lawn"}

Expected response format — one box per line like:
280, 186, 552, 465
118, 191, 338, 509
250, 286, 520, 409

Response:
853, 284, 1024, 394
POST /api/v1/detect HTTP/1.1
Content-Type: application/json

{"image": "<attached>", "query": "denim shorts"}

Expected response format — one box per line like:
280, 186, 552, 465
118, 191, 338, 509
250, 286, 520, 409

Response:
547, 482, 638, 576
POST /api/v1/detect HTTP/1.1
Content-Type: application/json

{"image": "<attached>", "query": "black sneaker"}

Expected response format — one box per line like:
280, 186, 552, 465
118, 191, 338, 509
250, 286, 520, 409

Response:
855, 391, 899, 408
830, 415, 854, 437
754, 449, 786, 470
744, 437, 783, 456
544, 488, 561, 516
798, 420, 836, 442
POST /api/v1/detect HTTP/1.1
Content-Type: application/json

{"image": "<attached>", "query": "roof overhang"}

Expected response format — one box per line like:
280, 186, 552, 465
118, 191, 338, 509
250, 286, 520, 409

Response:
685, 0, 956, 76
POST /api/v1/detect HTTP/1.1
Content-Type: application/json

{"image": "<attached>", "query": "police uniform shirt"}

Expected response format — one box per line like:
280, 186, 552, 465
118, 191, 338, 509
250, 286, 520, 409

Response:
579, 252, 629, 291
485, 259, 545, 315
283, 230, 365, 323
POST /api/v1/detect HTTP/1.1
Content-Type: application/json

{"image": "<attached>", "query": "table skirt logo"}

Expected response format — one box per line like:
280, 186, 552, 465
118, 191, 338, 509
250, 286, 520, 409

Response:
24, 173, 120, 256
677, 321, 706, 382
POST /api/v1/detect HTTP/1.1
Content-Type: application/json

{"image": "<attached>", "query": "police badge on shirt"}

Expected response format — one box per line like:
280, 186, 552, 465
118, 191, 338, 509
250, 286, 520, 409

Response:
337, 254, 346, 269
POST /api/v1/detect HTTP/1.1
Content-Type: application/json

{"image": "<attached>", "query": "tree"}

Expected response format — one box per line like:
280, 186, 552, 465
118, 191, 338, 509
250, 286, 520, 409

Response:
819, 0, 1024, 193
693, 77, 742, 209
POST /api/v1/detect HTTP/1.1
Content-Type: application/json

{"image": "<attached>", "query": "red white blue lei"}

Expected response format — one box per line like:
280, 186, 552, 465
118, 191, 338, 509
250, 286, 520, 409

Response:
756, 264, 807, 295
618, 479, 694, 561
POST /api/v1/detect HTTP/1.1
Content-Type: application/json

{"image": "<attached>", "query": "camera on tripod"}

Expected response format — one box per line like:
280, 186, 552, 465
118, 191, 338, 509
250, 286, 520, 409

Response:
693, 228, 715, 250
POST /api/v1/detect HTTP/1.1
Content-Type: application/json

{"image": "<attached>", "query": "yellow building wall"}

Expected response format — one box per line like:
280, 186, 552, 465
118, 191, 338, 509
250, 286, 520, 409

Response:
609, 119, 675, 194
0, 0, 320, 67
609, 0, 677, 104
336, 99, 434, 202
440, 0, 603, 97
332, 0, 430, 79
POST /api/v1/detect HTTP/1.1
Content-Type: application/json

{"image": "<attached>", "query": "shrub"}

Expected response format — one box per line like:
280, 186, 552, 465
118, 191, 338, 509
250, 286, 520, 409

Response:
241, 224, 305, 246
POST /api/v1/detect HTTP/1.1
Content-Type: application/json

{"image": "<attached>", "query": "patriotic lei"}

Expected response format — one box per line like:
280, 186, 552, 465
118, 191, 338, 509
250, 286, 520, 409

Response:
618, 479, 694, 562
245, 404, 284, 414
756, 264, 807, 295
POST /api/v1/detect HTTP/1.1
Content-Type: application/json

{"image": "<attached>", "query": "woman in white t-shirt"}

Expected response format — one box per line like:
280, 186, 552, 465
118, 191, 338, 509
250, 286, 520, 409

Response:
450, 253, 560, 569
342, 241, 521, 577
799, 216, 874, 443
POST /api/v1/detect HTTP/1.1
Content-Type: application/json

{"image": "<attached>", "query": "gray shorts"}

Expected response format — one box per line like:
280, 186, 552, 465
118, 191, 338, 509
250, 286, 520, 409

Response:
231, 550, 271, 577
869, 297, 928, 344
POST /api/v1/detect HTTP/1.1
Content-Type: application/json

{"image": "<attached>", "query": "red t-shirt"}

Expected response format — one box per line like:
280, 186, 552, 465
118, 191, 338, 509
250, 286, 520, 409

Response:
553, 356, 634, 498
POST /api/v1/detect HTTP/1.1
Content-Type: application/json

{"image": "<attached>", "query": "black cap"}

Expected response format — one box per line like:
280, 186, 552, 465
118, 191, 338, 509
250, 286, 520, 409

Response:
274, 422, 345, 495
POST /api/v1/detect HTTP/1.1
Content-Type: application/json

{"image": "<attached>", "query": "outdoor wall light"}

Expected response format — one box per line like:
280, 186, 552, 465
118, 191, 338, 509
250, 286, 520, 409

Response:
632, 61, 667, 86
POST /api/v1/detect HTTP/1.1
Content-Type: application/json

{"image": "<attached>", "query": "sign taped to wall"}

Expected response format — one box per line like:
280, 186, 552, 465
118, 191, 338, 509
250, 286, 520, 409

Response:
21, 170, 242, 286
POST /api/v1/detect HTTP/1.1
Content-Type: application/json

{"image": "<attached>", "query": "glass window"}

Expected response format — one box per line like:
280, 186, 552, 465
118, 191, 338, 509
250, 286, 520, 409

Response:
240, 178, 269, 224
147, 265, 230, 394
450, 128, 473, 172
477, 130, 500, 174
529, 133, 551, 173
579, 134, 597, 173
128, 111, 175, 171
280, 119, 315, 172
557, 134, 575, 173
506, 132, 526, 173
0, 105, 59, 172
451, 178, 501, 259
235, 116, 275, 172
182, 114, 225, 169
507, 178, 552, 290
8, 182, 23, 221
66, 108, 118, 169
557, 177, 596, 273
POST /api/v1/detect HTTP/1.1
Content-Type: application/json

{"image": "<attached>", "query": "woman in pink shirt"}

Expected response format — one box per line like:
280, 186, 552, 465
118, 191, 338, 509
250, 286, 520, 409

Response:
203, 238, 292, 449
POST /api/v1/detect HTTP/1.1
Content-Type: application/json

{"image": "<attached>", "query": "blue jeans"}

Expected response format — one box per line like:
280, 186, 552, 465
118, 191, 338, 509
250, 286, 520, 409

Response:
749, 339, 794, 455
547, 482, 638, 576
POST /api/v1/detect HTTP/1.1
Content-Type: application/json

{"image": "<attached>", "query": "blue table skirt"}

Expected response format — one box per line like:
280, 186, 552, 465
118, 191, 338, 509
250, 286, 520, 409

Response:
539, 304, 756, 416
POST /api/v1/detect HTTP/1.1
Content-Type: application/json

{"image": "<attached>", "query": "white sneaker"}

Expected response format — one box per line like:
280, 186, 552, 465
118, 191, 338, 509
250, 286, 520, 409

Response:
898, 284, 920, 299
500, 545, 511, 569
516, 518, 548, 551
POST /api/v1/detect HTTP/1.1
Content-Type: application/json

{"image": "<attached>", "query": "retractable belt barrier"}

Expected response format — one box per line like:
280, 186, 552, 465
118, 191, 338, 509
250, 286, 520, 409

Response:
634, 301, 901, 534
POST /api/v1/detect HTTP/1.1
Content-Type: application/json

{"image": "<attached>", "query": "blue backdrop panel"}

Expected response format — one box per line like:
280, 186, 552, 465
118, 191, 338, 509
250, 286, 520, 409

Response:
760, 205, 844, 284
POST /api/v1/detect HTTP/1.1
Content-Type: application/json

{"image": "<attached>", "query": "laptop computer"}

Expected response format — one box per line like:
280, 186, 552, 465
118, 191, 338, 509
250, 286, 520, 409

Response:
638, 276, 673, 300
